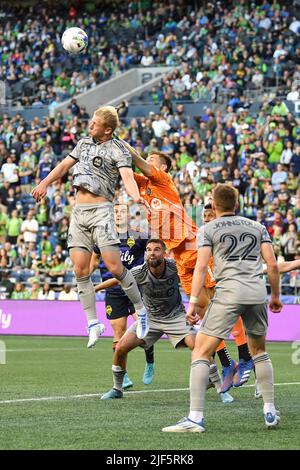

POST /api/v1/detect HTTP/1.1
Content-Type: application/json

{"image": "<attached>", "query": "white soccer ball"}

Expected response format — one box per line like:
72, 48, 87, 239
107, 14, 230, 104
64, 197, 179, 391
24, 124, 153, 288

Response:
61, 27, 88, 54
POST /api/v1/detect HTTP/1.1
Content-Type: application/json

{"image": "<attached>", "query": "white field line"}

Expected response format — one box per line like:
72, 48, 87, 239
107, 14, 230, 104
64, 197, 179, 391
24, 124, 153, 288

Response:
0, 382, 300, 405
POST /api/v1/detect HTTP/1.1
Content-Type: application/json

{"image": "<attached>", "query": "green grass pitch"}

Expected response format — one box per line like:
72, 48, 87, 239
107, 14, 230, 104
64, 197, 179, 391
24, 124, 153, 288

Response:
0, 336, 299, 450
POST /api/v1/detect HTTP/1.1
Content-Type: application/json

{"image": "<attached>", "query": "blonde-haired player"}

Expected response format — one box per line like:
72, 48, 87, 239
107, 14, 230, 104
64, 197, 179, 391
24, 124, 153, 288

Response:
32, 106, 150, 347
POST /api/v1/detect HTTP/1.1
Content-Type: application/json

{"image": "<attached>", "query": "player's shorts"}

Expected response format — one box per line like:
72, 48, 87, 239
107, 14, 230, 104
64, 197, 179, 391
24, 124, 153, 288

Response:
68, 202, 120, 253
127, 314, 196, 350
105, 294, 135, 320
173, 240, 198, 296
200, 299, 268, 339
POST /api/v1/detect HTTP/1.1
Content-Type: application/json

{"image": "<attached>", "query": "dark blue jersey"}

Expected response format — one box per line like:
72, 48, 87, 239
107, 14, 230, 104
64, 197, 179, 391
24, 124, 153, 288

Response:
95, 230, 147, 297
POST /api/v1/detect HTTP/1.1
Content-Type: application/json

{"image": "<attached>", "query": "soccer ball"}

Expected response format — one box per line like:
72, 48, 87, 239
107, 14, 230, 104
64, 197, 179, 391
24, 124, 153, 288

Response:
61, 27, 88, 54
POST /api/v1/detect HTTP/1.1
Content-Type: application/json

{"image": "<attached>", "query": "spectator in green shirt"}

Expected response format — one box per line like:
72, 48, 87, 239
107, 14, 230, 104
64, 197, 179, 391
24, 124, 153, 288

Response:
254, 159, 271, 190
266, 134, 283, 165
6, 209, 23, 244
11, 282, 30, 300
0, 207, 8, 245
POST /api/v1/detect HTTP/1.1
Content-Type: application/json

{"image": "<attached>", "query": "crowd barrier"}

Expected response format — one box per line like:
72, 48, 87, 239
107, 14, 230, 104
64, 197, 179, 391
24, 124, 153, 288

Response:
0, 301, 299, 342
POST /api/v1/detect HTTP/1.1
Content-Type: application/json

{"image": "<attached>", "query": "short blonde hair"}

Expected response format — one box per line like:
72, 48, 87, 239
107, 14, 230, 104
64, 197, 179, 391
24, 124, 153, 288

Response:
95, 106, 119, 131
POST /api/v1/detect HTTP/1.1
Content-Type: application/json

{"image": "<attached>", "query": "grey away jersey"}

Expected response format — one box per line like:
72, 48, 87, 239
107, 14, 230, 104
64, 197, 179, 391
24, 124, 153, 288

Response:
198, 215, 272, 304
130, 259, 186, 319
70, 137, 132, 200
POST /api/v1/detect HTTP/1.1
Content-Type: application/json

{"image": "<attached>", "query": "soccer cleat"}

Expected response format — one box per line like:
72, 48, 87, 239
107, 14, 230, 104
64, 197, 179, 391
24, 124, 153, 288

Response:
220, 391, 234, 403
143, 362, 155, 385
136, 307, 149, 339
101, 388, 123, 400
206, 378, 215, 390
122, 373, 133, 389
264, 410, 280, 428
233, 358, 254, 387
162, 417, 205, 433
254, 379, 262, 399
87, 322, 105, 348
220, 360, 238, 393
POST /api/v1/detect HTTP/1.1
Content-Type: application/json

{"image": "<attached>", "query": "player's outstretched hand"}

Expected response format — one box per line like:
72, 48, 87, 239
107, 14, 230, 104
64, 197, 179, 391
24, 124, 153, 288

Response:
137, 197, 150, 210
186, 303, 200, 325
269, 297, 283, 313
32, 181, 48, 202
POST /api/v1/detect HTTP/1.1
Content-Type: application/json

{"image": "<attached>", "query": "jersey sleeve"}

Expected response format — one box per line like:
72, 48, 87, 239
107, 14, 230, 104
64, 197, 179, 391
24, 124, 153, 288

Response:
69, 139, 82, 160
261, 225, 272, 243
134, 172, 148, 186
147, 165, 171, 186
111, 139, 132, 168
197, 225, 212, 249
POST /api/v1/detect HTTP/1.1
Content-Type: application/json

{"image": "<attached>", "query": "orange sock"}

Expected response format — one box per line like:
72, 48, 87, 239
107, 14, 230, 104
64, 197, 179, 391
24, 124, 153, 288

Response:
216, 340, 226, 352
231, 317, 247, 346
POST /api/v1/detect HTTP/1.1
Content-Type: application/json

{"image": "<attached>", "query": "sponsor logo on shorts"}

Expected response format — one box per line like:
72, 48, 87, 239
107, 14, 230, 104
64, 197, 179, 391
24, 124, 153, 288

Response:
68, 234, 72, 242
106, 305, 112, 316
93, 156, 103, 168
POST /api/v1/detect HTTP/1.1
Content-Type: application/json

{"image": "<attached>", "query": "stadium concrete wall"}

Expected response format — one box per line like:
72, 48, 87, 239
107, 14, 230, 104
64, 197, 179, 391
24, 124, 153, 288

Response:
0, 301, 299, 342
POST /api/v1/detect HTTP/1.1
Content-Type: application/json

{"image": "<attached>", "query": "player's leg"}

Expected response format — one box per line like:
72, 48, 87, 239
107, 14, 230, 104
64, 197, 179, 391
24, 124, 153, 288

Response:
162, 301, 239, 432
198, 287, 237, 393
242, 303, 279, 427
107, 296, 135, 388
231, 316, 254, 387
70, 247, 105, 347
101, 331, 144, 400
132, 309, 155, 385
101, 247, 149, 339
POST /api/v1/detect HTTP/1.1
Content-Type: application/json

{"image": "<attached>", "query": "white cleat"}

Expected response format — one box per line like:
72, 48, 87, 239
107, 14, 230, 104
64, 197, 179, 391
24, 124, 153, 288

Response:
254, 379, 263, 399
162, 417, 205, 433
136, 307, 149, 339
87, 322, 105, 348
220, 391, 234, 403
264, 410, 280, 428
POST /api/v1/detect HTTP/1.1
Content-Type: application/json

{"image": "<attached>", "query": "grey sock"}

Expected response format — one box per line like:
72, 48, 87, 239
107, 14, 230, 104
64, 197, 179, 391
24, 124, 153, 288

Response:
116, 268, 143, 310
190, 359, 210, 413
76, 276, 98, 323
112, 365, 126, 391
209, 363, 222, 393
253, 353, 274, 404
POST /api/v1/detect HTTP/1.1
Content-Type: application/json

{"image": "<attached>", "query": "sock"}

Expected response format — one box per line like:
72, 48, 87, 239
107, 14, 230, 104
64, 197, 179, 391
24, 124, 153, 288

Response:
188, 358, 210, 422
217, 347, 231, 367
209, 363, 222, 393
116, 268, 143, 310
112, 364, 126, 391
145, 345, 154, 364
216, 340, 226, 352
253, 352, 275, 413
238, 343, 252, 362
232, 317, 247, 346
76, 276, 98, 323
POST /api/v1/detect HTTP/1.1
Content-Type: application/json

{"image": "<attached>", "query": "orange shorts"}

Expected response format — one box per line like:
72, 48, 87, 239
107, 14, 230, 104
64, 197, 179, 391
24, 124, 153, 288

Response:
173, 239, 198, 296
205, 257, 216, 289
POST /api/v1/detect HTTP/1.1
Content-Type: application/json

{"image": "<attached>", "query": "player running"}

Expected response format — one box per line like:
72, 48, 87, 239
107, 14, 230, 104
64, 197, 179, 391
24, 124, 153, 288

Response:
162, 184, 282, 433
90, 202, 155, 386
32, 106, 150, 347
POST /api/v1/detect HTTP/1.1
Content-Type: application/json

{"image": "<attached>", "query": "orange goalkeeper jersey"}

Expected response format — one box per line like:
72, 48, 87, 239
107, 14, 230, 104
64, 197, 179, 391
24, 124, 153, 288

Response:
134, 166, 198, 250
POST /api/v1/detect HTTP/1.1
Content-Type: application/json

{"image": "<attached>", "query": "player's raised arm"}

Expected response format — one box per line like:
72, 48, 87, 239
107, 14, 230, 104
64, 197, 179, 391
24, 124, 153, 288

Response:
119, 167, 149, 207
32, 156, 76, 202
95, 278, 120, 292
120, 139, 153, 177
261, 243, 282, 313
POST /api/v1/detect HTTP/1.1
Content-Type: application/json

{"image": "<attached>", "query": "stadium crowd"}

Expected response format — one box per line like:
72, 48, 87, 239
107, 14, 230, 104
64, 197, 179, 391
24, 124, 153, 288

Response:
0, 0, 299, 299
1, 0, 300, 106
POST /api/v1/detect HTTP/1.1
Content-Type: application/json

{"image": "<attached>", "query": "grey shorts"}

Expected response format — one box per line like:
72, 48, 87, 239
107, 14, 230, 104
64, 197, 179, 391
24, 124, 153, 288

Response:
200, 299, 268, 339
68, 203, 120, 253
128, 315, 196, 349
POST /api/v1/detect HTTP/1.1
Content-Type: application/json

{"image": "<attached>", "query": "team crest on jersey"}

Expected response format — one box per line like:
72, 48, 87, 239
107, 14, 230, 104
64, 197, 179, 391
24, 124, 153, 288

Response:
93, 156, 103, 168
106, 305, 112, 316
127, 237, 135, 248
147, 188, 151, 195
151, 198, 162, 210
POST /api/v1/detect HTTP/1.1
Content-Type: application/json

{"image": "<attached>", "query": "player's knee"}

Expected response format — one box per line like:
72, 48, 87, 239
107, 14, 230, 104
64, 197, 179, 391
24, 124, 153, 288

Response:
115, 340, 128, 358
